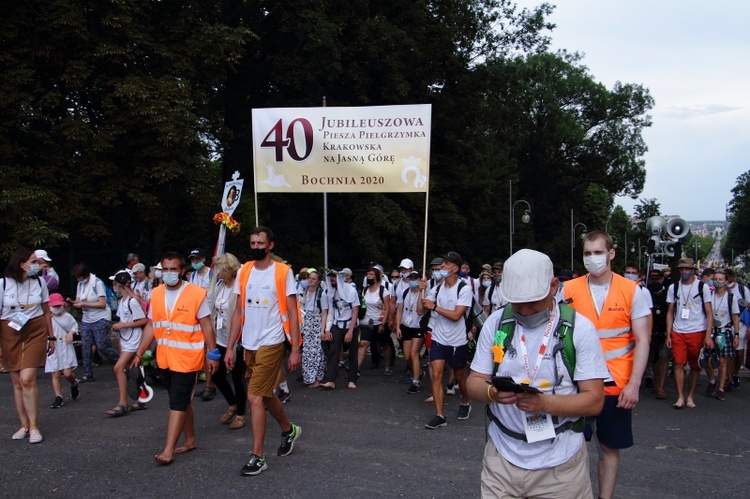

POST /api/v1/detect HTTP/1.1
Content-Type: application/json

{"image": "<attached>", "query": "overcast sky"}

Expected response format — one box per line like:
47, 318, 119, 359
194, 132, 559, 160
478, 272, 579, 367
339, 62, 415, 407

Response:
515, 0, 749, 221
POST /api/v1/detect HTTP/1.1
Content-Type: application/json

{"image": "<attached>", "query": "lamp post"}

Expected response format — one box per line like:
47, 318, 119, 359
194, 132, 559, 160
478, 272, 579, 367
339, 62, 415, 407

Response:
509, 181, 532, 257
570, 209, 588, 269
640, 245, 648, 268
693, 241, 699, 262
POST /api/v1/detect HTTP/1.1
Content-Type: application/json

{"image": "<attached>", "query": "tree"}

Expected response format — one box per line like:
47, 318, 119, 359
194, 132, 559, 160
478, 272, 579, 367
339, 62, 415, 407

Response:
725, 171, 750, 261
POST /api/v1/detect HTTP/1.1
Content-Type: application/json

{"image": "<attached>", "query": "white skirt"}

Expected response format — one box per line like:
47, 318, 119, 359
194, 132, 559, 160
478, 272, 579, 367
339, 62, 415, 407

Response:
45, 340, 78, 372
118, 328, 143, 353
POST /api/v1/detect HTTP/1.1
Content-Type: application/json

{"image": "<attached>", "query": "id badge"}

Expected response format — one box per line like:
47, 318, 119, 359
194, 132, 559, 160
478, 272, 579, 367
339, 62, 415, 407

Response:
680, 307, 690, 320
216, 316, 224, 330
522, 412, 556, 443
8, 311, 31, 332
404, 314, 415, 328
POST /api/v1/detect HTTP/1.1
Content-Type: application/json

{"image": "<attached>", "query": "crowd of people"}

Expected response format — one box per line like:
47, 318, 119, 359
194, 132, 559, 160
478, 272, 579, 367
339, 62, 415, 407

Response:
1, 228, 748, 496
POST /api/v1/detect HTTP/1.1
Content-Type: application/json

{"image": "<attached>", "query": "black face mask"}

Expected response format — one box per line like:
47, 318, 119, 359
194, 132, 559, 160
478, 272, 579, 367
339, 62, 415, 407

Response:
248, 248, 268, 261
366, 278, 375, 287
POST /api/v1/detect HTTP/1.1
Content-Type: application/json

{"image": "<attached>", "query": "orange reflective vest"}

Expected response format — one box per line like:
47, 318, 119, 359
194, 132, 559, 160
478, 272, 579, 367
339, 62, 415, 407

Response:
564, 274, 637, 396
237, 261, 300, 343
150, 282, 207, 373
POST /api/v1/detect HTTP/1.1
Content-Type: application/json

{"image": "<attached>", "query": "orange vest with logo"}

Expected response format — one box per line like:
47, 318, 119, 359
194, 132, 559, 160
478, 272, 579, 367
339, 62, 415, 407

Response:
237, 261, 300, 343
564, 274, 637, 396
150, 282, 207, 373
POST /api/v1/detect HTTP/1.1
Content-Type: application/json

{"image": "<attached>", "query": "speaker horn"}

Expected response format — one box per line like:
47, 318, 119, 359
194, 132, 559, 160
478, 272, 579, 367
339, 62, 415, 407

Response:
663, 241, 676, 258
667, 217, 689, 239
646, 216, 667, 236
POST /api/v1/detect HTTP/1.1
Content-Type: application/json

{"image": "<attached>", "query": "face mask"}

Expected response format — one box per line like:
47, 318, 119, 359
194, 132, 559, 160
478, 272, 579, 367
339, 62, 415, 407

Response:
714, 281, 726, 289
482, 280, 491, 288
50, 306, 64, 316
191, 262, 204, 271
248, 248, 268, 261
163, 272, 181, 286
583, 254, 608, 277
401, 271, 410, 279
299, 280, 309, 290
438, 269, 449, 279
706, 279, 714, 287
366, 279, 376, 287
431, 271, 442, 280
680, 272, 693, 282
624, 272, 638, 281
458, 271, 468, 278
493, 275, 502, 284
26, 263, 40, 277
408, 280, 419, 289
154, 270, 163, 279
512, 307, 552, 329
114, 291, 123, 299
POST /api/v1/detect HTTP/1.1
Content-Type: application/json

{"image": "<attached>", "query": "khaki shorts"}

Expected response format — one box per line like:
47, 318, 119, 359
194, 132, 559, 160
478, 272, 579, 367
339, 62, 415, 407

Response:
244, 342, 286, 398
480, 440, 591, 499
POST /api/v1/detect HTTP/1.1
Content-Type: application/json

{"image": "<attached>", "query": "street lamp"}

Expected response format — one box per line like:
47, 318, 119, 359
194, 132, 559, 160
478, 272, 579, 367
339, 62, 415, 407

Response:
570, 209, 588, 269
640, 245, 648, 268
509, 180, 531, 256
611, 236, 619, 249
693, 241, 699, 262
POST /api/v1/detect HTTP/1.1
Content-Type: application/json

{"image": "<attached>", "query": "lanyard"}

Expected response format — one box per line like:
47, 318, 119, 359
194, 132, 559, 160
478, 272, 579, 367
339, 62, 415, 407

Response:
217, 283, 230, 313
164, 282, 187, 335
518, 306, 558, 384
14, 279, 32, 310
586, 275, 612, 320
680, 280, 695, 306
712, 292, 727, 320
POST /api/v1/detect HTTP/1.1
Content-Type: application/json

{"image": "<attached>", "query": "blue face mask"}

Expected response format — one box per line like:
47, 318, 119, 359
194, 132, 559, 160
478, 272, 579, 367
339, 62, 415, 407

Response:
458, 271, 467, 278
408, 280, 419, 289
680, 272, 693, 282
26, 263, 40, 277
298, 280, 309, 290
706, 279, 715, 287
432, 271, 442, 280
482, 280, 491, 288
624, 272, 638, 281
438, 269, 449, 279
191, 262, 204, 271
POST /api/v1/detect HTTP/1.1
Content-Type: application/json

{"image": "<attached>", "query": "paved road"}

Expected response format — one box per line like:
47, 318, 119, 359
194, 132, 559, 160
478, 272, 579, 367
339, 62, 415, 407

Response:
1, 357, 749, 498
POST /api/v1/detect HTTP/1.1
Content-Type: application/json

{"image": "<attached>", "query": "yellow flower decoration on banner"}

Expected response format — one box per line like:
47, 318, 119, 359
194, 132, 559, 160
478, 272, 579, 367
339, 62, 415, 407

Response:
213, 212, 241, 235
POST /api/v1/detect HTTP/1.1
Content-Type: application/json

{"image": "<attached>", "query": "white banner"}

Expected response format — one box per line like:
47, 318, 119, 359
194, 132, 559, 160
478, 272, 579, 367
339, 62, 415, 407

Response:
252, 104, 431, 193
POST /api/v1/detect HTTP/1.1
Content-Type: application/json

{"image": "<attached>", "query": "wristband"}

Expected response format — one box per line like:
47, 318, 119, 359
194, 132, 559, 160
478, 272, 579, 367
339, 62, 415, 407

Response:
47, 337, 55, 341
487, 384, 494, 402
207, 348, 222, 361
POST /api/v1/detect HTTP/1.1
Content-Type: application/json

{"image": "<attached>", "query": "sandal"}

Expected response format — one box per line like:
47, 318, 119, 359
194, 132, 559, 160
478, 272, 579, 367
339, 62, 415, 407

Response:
655, 389, 666, 400
106, 404, 130, 417
130, 402, 147, 412
229, 415, 246, 429
80, 375, 96, 383
220, 407, 237, 424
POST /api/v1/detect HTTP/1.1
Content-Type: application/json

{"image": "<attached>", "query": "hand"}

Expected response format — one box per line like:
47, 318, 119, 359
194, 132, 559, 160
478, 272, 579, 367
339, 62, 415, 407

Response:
47, 340, 56, 356
129, 355, 141, 369
418, 278, 428, 290
344, 332, 353, 344
733, 336, 740, 348
495, 389, 518, 405
287, 348, 301, 372
112, 323, 122, 332
207, 359, 219, 375
617, 383, 640, 409
322, 330, 332, 342
515, 392, 545, 413
73, 301, 83, 309
704, 336, 714, 349
224, 348, 236, 371
666, 333, 672, 349
422, 299, 435, 310
396, 328, 402, 340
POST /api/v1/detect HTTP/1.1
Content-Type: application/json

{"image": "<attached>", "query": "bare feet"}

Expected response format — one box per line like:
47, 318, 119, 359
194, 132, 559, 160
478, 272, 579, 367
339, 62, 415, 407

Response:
672, 398, 684, 409
174, 442, 197, 455
686, 399, 696, 408
154, 453, 174, 465
348, 382, 357, 389
308, 381, 321, 389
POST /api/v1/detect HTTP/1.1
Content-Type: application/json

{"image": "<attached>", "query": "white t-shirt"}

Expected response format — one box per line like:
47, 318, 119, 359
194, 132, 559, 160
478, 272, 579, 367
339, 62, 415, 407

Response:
712, 291, 740, 330
76, 274, 111, 323
116, 296, 146, 340
473, 307, 610, 470
300, 287, 329, 317
427, 280, 473, 346
639, 284, 653, 309
482, 282, 506, 313
0, 277, 49, 320
398, 288, 423, 328
362, 285, 390, 325
727, 282, 750, 305
234, 263, 296, 351
327, 283, 359, 325
461, 276, 481, 304
667, 280, 712, 333
189, 267, 212, 291
213, 281, 234, 347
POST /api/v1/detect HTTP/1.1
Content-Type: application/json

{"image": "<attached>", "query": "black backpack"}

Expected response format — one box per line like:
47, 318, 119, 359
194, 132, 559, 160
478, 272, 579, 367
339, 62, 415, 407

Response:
672, 281, 706, 317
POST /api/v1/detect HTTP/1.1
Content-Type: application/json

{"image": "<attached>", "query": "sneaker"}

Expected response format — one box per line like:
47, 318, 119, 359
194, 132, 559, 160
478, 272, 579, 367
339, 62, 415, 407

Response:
28, 428, 43, 444
407, 383, 421, 394
51, 396, 64, 409
338, 361, 346, 369
425, 414, 447, 429
11, 428, 29, 440
724, 381, 734, 392
200, 386, 216, 401
70, 380, 80, 401
240, 454, 268, 476
705, 380, 716, 396
400, 373, 413, 384
732, 375, 740, 390
445, 383, 456, 395
278, 423, 301, 456
278, 390, 292, 404
717, 389, 726, 401
384, 366, 393, 376
457, 403, 472, 420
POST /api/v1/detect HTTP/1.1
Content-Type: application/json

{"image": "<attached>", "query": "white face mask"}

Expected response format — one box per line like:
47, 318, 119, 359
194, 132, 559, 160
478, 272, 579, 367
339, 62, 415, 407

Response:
50, 306, 65, 316
162, 272, 181, 286
583, 254, 608, 277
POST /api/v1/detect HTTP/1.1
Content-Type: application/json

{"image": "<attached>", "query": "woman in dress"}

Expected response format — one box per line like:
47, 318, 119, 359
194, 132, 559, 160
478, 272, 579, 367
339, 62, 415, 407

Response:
1, 248, 55, 444
300, 270, 328, 388
211, 253, 247, 429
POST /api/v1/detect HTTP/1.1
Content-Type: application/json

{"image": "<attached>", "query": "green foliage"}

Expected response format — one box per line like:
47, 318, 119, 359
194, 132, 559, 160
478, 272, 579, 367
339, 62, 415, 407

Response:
725, 171, 750, 261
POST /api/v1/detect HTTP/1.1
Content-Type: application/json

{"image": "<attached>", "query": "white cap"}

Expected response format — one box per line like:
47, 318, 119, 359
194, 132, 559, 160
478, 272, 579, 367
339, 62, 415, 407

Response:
341, 267, 353, 277
35, 249, 52, 262
132, 263, 146, 273
398, 258, 414, 270
500, 249, 554, 303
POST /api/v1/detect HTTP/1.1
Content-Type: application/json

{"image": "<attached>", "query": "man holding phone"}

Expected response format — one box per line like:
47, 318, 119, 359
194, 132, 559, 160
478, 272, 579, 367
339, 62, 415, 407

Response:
467, 249, 609, 498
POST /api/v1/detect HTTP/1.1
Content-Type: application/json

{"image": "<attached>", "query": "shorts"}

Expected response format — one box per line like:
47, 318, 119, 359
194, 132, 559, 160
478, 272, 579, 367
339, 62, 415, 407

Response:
714, 330, 736, 358
671, 331, 705, 370
429, 340, 468, 370
590, 395, 633, 449
118, 329, 143, 353
359, 323, 379, 343
161, 369, 198, 412
244, 342, 286, 398
400, 326, 425, 341
649, 331, 671, 363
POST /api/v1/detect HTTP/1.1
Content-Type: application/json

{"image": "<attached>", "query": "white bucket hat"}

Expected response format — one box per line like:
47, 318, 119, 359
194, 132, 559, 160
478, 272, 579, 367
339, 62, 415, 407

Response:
500, 249, 554, 303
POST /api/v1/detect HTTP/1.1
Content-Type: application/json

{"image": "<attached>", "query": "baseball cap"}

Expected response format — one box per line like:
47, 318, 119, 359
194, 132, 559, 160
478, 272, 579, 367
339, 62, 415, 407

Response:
109, 270, 132, 285
342, 268, 353, 277
491, 261, 504, 270
441, 252, 462, 268
49, 293, 64, 307
408, 270, 420, 279
189, 248, 205, 260
429, 257, 443, 266
132, 263, 146, 273
398, 258, 414, 270
35, 249, 52, 262
500, 249, 554, 303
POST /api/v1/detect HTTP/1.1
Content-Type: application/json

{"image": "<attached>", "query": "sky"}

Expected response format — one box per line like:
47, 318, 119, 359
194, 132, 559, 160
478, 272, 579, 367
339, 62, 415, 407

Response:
515, 0, 750, 220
